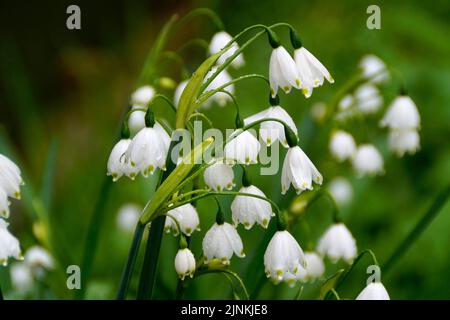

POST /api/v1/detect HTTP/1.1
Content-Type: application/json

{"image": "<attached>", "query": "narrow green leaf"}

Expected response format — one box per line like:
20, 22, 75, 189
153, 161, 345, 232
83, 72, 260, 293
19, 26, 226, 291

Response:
175, 53, 220, 129
320, 269, 345, 299
139, 136, 214, 223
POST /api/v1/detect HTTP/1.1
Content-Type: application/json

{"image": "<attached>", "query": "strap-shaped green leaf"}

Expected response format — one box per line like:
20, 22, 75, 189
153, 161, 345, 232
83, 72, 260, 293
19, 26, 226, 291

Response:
139, 136, 214, 224
175, 53, 220, 129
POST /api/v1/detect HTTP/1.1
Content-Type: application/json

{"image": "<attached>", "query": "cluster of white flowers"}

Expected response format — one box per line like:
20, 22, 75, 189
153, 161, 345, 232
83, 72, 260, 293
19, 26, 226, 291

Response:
329, 130, 383, 176
0, 154, 24, 266
9, 245, 54, 293
380, 95, 421, 156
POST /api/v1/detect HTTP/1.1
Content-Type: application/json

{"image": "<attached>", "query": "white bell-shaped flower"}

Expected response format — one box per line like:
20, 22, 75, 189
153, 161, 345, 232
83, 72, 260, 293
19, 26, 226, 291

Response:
24, 246, 54, 270
264, 230, 306, 283
0, 219, 22, 266
117, 203, 141, 233
125, 122, 170, 178
165, 203, 200, 236
174, 248, 196, 280
356, 282, 390, 300
224, 130, 261, 165
294, 47, 334, 98
173, 80, 188, 108
352, 144, 384, 176
203, 66, 234, 107
0, 188, 10, 218
354, 84, 383, 114
131, 85, 155, 105
0, 154, 23, 200
359, 54, 389, 84
380, 95, 420, 130
202, 222, 245, 265
317, 223, 357, 264
244, 105, 297, 147
107, 139, 133, 181
328, 177, 353, 206
128, 106, 146, 137
388, 129, 420, 157
10, 263, 33, 292
281, 146, 322, 194
269, 46, 301, 98
209, 31, 244, 69
231, 185, 274, 229
296, 251, 325, 282
329, 130, 356, 162
204, 162, 235, 191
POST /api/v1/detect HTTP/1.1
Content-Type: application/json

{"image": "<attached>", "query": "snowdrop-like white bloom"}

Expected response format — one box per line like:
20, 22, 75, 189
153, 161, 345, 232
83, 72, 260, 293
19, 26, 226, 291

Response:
165, 203, 200, 236
339, 94, 354, 111
107, 139, 133, 181
244, 106, 298, 147
209, 31, 244, 69
294, 47, 334, 98
352, 144, 384, 176
131, 85, 155, 105
204, 162, 235, 191
117, 203, 141, 232
269, 46, 301, 98
10, 263, 33, 292
296, 251, 325, 282
0, 219, 22, 265
0, 188, 10, 218
329, 130, 356, 162
317, 223, 357, 263
203, 66, 234, 107
202, 222, 245, 265
281, 146, 322, 194
24, 246, 54, 270
328, 177, 353, 206
173, 80, 188, 108
356, 282, 390, 300
264, 230, 306, 283
231, 185, 274, 229
380, 95, 420, 130
359, 54, 389, 84
174, 248, 196, 280
128, 106, 146, 137
388, 129, 420, 157
224, 130, 261, 165
354, 84, 383, 114
0, 154, 23, 200
125, 122, 170, 177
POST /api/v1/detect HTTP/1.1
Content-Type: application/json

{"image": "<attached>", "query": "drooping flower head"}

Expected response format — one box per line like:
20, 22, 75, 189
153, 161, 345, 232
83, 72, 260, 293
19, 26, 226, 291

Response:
359, 54, 389, 84
329, 130, 357, 162
209, 31, 244, 69
125, 109, 171, 178
244, 99, 298, 147
174, 248, 196, 280
202, 66, 234, 107
264, 230, 306, 284
327, 177, 353, 206
165, 203, 200, 236
107, 138, 133, 181
296, 251, 325, 283
0, 219, 22, 266
354, 84, 383, 114
352, 144, 384, 176
380, 95, 420, 130
202, 222, 245, 265
317, 223, 357, 264
130, 85, 155, 106
24, 245, 54, 270
356, 281, 390, 300
204, 161, 235, 191
0, 154, 24, 217
224, 130, 261, 165
388, 129, 420, 157
116, 203, 141, 233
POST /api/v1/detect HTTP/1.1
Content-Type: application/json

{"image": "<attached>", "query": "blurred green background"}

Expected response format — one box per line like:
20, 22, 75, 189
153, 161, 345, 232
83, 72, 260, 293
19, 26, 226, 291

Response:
0, 0, 449, 299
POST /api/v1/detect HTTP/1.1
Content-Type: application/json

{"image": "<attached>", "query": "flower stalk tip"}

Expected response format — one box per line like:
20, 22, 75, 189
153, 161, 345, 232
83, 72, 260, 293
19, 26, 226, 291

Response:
289, 28, 302, 49
266, 29, 280, 49
145, 108, 155, 127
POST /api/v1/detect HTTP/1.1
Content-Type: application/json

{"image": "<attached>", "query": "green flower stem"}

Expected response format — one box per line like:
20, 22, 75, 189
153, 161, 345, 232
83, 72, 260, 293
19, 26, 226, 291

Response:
188, 112, 214, 128
165, 191, 281, 218
116, 222, 146, 299
148, 94, 177, 115
307, 189, 340, 222
173, 8, 224, 33
382, 185, 450, 275
194, 269, 250, 300
197, 74, 269, 106
0, 283, 3, 300
159, 51, 190, 79
324, 249, 379, 300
